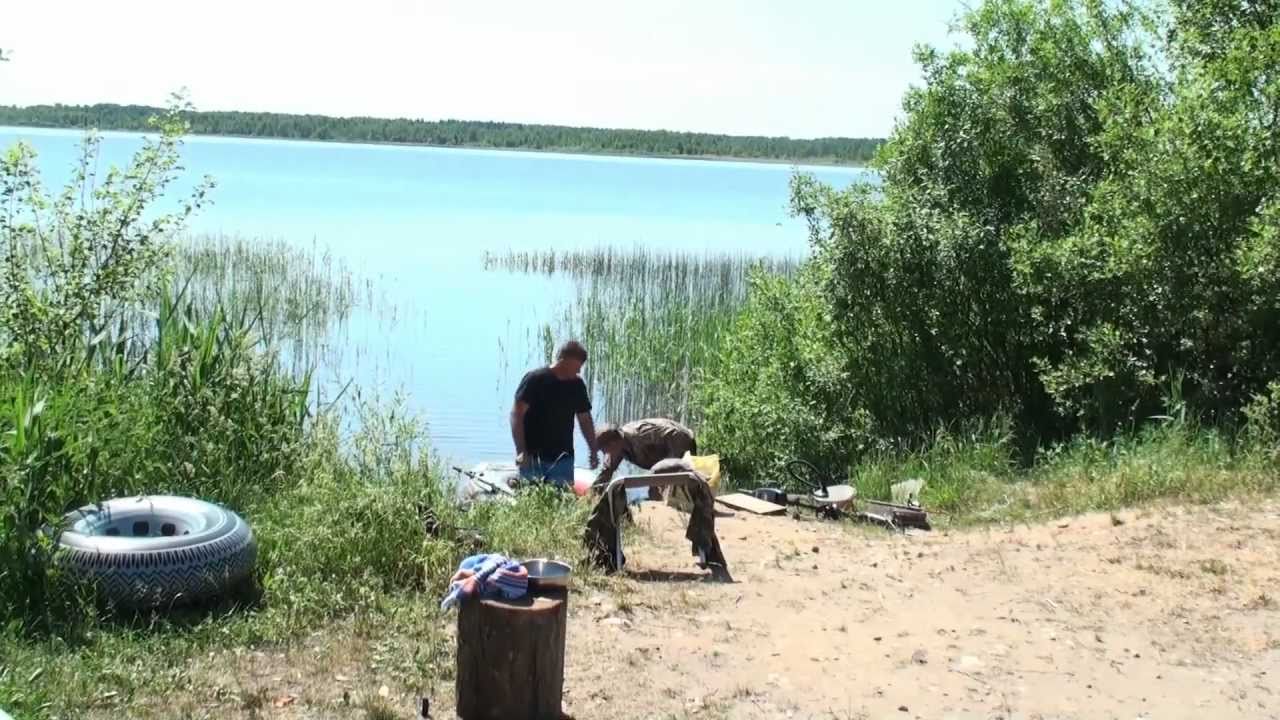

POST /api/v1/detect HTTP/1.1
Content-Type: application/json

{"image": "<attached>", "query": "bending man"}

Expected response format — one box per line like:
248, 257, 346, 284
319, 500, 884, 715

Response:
594, 418, 696, 500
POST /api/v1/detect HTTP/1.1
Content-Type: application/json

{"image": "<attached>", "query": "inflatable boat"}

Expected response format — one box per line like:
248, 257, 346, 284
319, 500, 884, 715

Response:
453, 462, 647, 504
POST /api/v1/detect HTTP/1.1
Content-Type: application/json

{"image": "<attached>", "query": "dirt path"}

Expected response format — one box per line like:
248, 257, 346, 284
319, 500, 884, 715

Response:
557, 499, 1280, 720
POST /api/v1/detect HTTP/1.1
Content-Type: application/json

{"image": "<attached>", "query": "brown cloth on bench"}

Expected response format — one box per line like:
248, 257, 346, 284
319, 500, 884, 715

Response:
583, 459, 728, 575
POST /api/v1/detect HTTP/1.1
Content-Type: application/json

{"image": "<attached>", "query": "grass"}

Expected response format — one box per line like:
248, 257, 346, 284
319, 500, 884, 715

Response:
484, 246, 797, 424
840, 416, 1278, 526
169, 234, 369, 376
0, 400, 593, 719
3, 401, 1275, 718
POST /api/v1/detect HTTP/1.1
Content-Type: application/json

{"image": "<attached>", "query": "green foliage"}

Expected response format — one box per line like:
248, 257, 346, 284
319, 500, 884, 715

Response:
696, 268, 875, 482
698, 0, 1280, 477
0, 103, 884, 164
1244, 381, 1280, 459
0, 100, 214, 369
0, 295, 312, 633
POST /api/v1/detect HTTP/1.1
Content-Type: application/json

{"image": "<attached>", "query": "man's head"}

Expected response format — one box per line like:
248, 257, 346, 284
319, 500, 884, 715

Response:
551, 340, 588, 378
595, 423, 625, 457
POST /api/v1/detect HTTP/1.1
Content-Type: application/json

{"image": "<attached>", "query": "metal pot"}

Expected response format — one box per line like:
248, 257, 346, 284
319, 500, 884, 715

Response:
521, 558, 572, 590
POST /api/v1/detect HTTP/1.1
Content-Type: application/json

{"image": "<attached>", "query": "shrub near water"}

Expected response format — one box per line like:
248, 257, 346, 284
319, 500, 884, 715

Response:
699, 0, 1280, 481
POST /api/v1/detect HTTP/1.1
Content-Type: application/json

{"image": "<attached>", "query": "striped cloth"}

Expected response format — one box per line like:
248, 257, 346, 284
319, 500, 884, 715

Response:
440, 553, 529, 610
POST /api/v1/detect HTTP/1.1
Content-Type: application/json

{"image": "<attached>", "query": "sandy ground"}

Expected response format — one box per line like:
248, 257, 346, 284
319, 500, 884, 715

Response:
555, 499, 1280, 720
137, 498, 1280, 719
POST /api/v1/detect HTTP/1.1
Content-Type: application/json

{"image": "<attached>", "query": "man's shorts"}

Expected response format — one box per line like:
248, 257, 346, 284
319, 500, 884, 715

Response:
520, 455, 574, 489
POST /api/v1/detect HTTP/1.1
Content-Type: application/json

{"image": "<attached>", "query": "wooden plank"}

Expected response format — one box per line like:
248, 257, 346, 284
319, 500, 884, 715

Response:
714, 492, 786, 515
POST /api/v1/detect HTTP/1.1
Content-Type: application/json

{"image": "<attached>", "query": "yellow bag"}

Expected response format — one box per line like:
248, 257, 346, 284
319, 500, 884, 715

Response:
685, 452, 722, 490
668, 452, 721, 512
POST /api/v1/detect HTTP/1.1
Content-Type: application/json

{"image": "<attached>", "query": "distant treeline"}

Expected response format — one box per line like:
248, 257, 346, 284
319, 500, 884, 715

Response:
0, 104, 883, 164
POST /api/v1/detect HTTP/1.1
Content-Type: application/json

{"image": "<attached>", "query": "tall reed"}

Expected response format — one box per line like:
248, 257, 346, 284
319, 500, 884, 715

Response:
485, 247, 797, 424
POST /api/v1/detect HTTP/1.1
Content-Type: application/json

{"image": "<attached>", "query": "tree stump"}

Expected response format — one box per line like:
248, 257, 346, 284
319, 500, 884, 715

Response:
456, 590, 568, 720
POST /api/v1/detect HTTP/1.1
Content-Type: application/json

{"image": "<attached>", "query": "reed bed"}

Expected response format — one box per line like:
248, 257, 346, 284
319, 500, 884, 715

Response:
484, 247, 798, 424
168, 235, 361, 374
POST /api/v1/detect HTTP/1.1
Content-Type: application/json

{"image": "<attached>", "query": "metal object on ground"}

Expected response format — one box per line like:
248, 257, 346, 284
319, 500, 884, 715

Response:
752, 487, 787, 505
521, 558, 572, 590
858, 500, 931, 530
811, 484, 855, 506
783, 459, 857, 517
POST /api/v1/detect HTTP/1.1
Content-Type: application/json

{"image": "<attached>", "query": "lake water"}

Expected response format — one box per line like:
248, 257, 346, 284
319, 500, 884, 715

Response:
0, 126, 871, 466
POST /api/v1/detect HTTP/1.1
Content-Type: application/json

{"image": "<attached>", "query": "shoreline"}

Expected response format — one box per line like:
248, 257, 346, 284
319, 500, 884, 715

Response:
0, 123, 874, 169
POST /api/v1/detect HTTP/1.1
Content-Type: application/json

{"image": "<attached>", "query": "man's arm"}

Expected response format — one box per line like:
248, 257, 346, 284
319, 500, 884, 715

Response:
511, 400, 530, 465
594, 449, 624, 488
577, 412, 598, 470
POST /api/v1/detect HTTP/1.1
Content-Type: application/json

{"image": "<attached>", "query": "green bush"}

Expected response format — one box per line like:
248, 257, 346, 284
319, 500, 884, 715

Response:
696, 269, 876, 483
697, 0, 1280, 478
1244, 382, 1280, 460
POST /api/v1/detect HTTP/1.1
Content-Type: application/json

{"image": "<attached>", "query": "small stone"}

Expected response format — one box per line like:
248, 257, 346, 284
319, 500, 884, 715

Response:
874, 636, 883, 642
378, 685, 390, 698
812, 546, 820, 554
898, 705, 909, 712
912, 649, 929, 664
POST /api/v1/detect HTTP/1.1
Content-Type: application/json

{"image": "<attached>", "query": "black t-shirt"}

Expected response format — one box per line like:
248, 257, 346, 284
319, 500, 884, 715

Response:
515, 368, 591, 462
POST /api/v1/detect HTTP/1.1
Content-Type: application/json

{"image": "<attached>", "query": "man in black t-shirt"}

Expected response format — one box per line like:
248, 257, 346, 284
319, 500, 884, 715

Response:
510, 340, 598, 488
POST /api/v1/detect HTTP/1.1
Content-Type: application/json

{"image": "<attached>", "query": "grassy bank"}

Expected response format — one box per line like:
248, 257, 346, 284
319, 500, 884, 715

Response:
3, 412, 1275, 717
0, 110, 593, 718
0, 405, 591, 718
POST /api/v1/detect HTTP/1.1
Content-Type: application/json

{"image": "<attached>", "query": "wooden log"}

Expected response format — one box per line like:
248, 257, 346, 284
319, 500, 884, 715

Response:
456, 590, 568, 720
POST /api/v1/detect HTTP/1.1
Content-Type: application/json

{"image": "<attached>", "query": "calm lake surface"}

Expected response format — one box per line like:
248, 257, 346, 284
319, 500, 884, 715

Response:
0, 126, 871, 465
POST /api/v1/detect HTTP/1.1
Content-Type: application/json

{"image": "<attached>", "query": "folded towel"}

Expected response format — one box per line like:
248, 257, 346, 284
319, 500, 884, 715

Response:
440, 553, 529, 610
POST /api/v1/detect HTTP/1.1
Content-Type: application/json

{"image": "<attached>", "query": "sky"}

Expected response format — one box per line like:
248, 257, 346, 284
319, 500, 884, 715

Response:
0, 0, 965, 139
